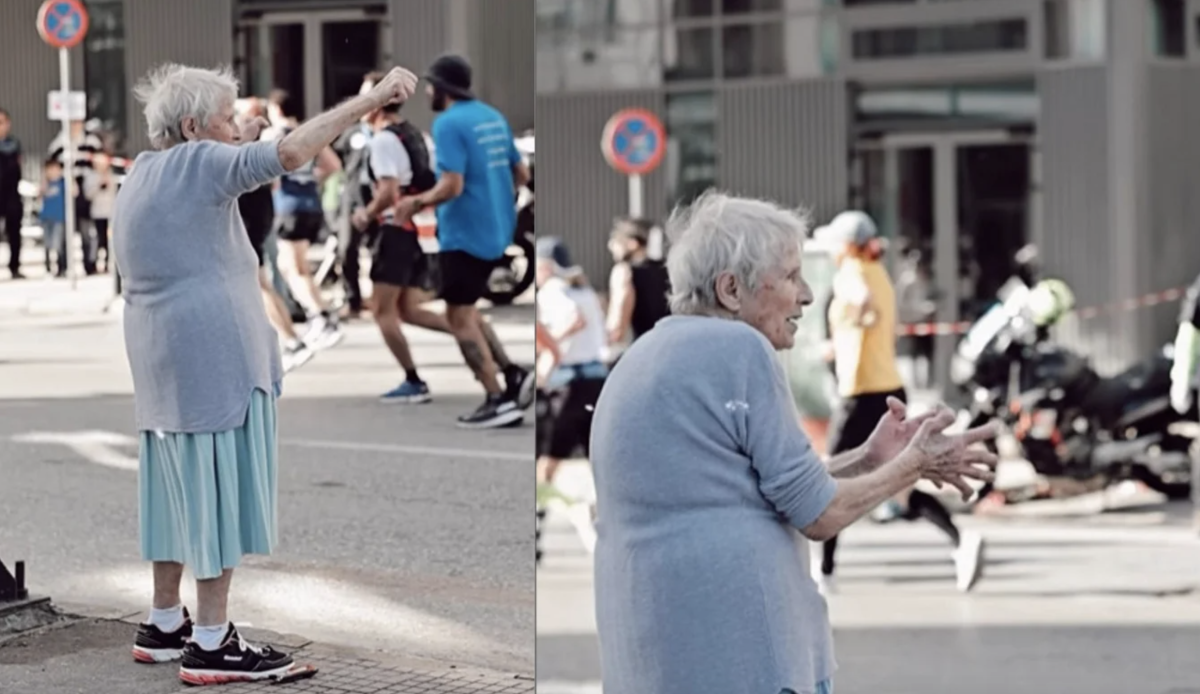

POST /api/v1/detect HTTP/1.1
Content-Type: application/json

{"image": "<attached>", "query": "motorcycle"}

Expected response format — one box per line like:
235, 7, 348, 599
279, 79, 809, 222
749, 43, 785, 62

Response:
950, 248, 1195, 502
481, 132, 536, 306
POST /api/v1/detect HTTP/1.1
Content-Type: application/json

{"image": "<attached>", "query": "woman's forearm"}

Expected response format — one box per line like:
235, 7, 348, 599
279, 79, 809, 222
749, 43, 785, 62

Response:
278, 94, 381, 171
803, 451, 921, 540
826, 444, 875, 479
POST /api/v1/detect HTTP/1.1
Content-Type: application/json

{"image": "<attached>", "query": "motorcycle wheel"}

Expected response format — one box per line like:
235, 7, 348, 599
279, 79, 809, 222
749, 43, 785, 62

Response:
482, 232, 535, 306
1129, 464, 1192, 500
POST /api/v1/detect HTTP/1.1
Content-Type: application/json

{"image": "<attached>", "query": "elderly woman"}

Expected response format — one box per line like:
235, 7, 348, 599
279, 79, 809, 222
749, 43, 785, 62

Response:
113, 63, 416, 685
590, 191, 999, 694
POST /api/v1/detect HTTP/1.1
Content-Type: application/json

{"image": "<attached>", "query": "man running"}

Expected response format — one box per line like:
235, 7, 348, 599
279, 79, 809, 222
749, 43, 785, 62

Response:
394, 54, 534, 429
270, 91, 344, 350
351, 98, 449, 403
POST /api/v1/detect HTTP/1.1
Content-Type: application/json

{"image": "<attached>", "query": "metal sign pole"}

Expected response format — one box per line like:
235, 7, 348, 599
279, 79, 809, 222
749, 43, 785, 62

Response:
58, 46, 78, 290
628, 174, 644, 220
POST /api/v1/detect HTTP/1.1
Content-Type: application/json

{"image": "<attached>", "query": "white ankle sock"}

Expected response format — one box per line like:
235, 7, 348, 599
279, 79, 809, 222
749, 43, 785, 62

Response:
191, 622, 231, 652
148, 605, 185, 633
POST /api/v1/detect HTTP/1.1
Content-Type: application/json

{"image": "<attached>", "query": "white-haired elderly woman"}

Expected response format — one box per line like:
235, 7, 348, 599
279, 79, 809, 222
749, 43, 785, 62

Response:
589, 191, 1000, 694
113, 63, 416, 685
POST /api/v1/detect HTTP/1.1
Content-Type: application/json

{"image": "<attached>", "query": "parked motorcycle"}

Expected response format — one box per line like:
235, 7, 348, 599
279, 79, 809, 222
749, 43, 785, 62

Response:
481, 132, 536, 306
950, 249, 1195, 502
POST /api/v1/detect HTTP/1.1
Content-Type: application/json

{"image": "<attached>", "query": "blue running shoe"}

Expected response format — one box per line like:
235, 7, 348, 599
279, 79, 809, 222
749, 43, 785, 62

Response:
381, 380, 432, 404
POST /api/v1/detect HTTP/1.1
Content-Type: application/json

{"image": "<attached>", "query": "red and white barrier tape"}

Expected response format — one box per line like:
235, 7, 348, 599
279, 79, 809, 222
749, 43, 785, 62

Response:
896, 286, 1187, 337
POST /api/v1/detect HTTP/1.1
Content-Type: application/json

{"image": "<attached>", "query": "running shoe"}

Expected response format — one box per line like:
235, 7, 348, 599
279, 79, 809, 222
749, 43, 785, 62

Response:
505, 366, 536, 411
381, 380, 432, 404
178, 624, 294, 686
132, 608, 193, 664
282, 342, 315, 373
457, 397, 523, 429
953, 531, 986, 592
304, 315, 345, 351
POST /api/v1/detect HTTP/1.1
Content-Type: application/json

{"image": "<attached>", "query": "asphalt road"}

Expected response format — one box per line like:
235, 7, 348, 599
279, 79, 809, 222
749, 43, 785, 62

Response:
537, 462, 1200, 694
0, 295, 535, 674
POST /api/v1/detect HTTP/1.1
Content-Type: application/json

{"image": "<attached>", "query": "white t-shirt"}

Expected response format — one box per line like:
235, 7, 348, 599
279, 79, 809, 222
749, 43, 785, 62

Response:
537, 277, 607, 366
367, 129, 412, 225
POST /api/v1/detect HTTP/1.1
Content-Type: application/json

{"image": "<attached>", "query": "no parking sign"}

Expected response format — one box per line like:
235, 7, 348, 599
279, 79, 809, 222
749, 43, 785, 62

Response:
601, 108, 665, 220
36, 0, 89, 49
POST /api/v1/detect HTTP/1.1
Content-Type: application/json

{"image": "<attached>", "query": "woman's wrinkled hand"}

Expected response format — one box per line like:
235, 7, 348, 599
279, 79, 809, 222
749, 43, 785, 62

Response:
902, 412, 1000, 501
370, 67, 419, 108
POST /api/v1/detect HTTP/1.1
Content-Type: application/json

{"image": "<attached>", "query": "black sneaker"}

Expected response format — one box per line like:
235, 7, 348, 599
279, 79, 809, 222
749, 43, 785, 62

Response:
456, 396, 523, 429
132, 608, 194, 664
179, 624, 295, 686
505, 366, 536, 411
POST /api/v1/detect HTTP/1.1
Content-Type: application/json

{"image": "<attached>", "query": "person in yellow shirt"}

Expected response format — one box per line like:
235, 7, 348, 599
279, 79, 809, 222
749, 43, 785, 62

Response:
813, 211, 984, 594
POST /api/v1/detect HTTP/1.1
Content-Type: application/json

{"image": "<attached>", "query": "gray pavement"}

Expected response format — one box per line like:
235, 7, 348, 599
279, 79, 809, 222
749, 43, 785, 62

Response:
0, 280, 536, 689
536, 462, 1200, 694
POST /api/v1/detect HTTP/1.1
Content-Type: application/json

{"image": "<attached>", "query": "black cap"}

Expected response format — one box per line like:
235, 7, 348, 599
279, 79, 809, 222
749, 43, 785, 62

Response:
424, 54, 475, 101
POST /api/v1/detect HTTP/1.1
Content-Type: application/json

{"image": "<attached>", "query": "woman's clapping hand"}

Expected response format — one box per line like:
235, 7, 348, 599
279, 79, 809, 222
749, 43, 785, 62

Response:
901, 407, 1000, 501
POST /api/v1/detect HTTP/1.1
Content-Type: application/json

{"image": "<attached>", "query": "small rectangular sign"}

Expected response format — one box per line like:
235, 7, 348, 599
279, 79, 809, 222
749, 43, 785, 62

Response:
47, 90, 86, 121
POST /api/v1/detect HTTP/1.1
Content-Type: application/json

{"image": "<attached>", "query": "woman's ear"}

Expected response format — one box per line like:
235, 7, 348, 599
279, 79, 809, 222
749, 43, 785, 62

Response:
180, 116, 199, 141
714, 272, 741, 313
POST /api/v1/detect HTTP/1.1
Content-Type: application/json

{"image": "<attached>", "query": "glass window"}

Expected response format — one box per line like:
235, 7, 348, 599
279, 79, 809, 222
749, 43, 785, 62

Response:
83, 0, 127, 152
545, 26, 664, 91
722, 21, 784, 77
665, 91, 717, 206
662, 0, 715, 19
855, 81, 1037, 123
851, 19, 1028, 60
720, 0, 782, 14
785, 11, 838, 77
1044, 0, 1105, 60
1151, 0, 1185, 57
664, 26, 716, 80
538, 0, 659, 31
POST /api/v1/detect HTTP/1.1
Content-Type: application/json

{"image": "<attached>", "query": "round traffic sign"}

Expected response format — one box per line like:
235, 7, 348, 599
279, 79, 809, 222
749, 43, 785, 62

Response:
601, 108, 666, 176
37, 0, 89, 50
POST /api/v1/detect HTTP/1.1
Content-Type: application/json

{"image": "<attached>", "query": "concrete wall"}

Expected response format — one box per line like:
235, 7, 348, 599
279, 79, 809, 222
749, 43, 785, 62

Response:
716, 79, 848, 224
535, 90, 669, 283
0, 0, 85, 179
123, 0, 235, 154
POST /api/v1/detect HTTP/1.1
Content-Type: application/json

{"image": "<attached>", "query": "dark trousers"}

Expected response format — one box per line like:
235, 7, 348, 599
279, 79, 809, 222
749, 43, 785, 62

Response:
342, 223, 369, 312
2, 203, 20, 275
94, 218, 109, 272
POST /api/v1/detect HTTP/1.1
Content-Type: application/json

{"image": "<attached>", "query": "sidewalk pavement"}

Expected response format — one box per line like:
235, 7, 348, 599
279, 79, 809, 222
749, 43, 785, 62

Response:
0, 601, 534, 694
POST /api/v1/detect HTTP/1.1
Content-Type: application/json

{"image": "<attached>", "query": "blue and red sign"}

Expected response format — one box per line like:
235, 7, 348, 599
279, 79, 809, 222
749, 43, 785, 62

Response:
601, 108, 665, 176
37, 0, 89, 50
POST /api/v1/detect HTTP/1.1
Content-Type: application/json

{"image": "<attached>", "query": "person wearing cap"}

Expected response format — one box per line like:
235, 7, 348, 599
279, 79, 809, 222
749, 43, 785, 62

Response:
813, 210, 985, 594
589, 191, 998, 694
393, 54, 534, 429
534, 237, 608, 558
605, 217, 671, 354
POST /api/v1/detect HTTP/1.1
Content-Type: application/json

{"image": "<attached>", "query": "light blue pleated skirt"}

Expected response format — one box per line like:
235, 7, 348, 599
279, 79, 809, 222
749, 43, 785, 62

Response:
139, 388, 278, 580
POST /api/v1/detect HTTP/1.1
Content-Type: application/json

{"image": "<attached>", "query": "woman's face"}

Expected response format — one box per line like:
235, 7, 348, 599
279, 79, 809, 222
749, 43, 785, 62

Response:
186, 100, 239, 145
738, 248, 813, 350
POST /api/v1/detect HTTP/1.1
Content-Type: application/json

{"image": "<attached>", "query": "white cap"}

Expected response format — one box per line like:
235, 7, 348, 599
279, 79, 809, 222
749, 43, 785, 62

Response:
811, 210, 878, 250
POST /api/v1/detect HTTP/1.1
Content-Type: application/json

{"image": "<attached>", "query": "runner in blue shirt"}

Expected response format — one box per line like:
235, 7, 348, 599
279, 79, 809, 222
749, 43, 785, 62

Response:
395, 54, 534, 429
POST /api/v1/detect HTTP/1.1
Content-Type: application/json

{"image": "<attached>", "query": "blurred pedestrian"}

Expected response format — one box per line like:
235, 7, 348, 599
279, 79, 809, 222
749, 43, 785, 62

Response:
393, 54, 534, 428
114, 62, 417, 684
352, 94, 448, 403
814, 210, 985, 594
534, 237, 607, 559
39, 160, 67, 277
47, 119, 102, 275
0, 109, 23, 279
334, 70, 385, 319
604, 217, 670, 356
268, 89, 345, 350
83, 151, 118, 273
589, 191, 998, 694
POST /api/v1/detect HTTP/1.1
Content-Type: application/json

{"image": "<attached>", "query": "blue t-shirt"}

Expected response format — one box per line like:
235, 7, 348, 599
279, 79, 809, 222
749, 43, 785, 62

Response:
431, 100, 520, 261
42, 177, 65, 223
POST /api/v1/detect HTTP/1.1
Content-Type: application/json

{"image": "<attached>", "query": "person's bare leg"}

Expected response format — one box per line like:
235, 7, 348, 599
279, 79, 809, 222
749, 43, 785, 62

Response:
537, 455, 562, 485
280, 239, 328, 315
399, 289, 452, 333
447, 304, 502, 394
153, 561, 185, 610
479, 318, 513, 370
373, 283, 418, 372
260, 272, 300, 341
194, 569, 234, 627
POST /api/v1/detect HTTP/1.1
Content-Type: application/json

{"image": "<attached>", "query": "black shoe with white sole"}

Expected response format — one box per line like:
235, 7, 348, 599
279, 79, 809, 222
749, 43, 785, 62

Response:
132, 608, 194, 663
505, 366, 536, 411
178, 624, 294, 686
457, 396, 523, 429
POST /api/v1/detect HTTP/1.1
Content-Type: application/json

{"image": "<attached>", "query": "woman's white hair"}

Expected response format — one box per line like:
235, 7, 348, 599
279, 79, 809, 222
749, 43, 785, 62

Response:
133, 64, 239, 150
665, 190, 810, 315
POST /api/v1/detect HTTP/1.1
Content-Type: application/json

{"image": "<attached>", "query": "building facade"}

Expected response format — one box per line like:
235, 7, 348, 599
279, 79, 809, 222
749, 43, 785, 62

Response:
537, 0, 1200, 379
0, 0, 533, 165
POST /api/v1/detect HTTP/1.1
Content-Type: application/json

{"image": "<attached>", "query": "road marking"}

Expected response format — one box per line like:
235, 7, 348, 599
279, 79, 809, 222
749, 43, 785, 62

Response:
534, 682, 602, 694
12, 430, 138, 471
281, 438, 528, 462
